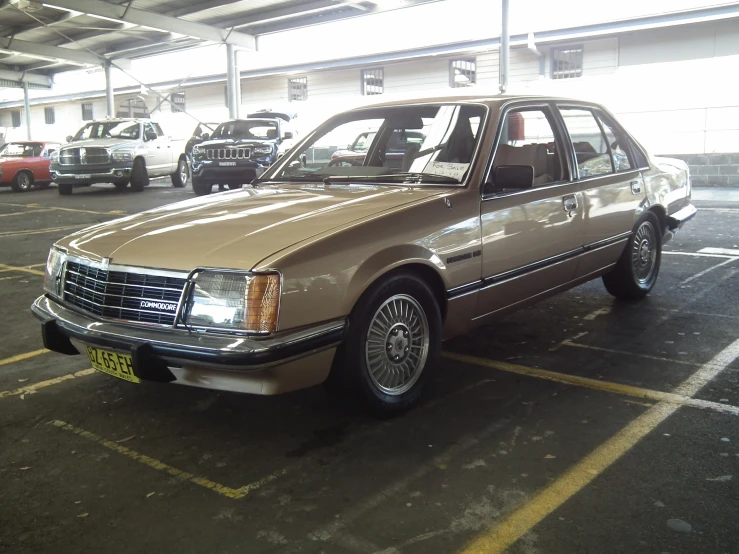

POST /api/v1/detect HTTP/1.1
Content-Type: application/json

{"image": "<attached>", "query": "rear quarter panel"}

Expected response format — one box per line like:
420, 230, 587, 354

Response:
643, 155, 691, 217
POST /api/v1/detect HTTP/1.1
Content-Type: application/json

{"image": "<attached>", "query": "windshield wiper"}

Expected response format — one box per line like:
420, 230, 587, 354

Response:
322, 173, 460, 185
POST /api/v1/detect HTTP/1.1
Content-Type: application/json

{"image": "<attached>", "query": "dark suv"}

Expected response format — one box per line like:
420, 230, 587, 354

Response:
190, 115, 294, 196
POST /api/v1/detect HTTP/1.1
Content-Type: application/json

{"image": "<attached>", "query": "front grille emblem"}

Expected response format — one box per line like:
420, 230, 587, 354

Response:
100, 257, 111, 269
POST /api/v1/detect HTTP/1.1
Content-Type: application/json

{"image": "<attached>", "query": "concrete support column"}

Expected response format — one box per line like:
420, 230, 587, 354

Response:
234, 50, 242, 119
499, 0, 510, 93
226, 44, 237, 119
105, 63, 115, 117
23, 82, 31, 140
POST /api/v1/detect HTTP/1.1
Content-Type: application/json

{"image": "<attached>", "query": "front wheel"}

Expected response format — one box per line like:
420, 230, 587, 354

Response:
603, 212, 662, 300
113, 181, 129, 191
326, 272, 442, 417
192, 177, 212, 196
171, 157, 189, 188
130, 158, 149, 192
11, 171, 33, 192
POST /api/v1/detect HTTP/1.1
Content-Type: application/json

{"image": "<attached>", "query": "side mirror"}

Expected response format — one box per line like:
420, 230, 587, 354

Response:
283, 131, 293, 140
145, 131, 157, 142
492, 165, 534, 190
201, 133, 210, 141
65, 135, 73, 143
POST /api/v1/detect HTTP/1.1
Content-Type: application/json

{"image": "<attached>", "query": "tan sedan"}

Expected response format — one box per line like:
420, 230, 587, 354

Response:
33, 94, 695, 416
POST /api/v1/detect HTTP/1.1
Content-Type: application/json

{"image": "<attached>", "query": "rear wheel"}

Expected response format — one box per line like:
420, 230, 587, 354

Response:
130, 158, 149, 192
11, 171, 33, 192
227, 183, 243, 190
192, 177, 212, 196
58, 183, 73, 195
603, 212, 662, 300
325, 271, 441, 417
171, 157, 189, 188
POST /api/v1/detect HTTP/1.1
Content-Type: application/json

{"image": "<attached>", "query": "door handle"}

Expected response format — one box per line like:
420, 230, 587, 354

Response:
562, 195, 578, 217
630, 179, 642, 194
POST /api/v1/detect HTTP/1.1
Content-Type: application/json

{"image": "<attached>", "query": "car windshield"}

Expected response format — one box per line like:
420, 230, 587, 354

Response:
0, 142, 42, 157
193, 122, 219, 137
266, 103, 485, 185
212, 120, 278, 140
72, 121, 140, 141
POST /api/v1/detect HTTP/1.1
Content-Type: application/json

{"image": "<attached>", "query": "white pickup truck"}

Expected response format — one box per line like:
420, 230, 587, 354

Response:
51, 118, 189, 195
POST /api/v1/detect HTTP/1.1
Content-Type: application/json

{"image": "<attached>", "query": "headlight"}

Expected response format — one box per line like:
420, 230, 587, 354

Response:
50, 151, 59, 163
185, 270, 280, 333
43, 247, 67, 299
112, 150, 134, 161
252, 146, 272, 155
192, 145, 205, 161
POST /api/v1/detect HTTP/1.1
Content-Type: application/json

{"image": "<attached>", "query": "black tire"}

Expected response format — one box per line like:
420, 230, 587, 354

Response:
11, 171, 33, 192
130, 158, 149, 192
36, 182, 51, 189
58, 183, 73, 195
326, 271, 442, 417
603, 211, 662, 300
227, 183, 243, 190
113, 181, 129, 191
171, 157, 189, 188
192, 177, 212, 196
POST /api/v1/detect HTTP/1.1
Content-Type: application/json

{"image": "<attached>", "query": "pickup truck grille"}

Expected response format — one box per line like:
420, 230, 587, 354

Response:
206, 148, 250, 160
59, 147, 110, 166
63, 261, 187, 326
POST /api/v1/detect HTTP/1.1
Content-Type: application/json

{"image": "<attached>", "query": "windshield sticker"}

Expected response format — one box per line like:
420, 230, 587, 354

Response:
424, 161, 470, 181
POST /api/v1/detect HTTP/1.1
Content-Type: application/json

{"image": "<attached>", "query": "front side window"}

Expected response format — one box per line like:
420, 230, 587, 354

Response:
492, 108, 566, 187
559, 108, 613, 178
73, 121, 140, 141
0, 142, 42, 157
288, 77, 307, 102
267, 103, 486, 185
212, 120, 279, 140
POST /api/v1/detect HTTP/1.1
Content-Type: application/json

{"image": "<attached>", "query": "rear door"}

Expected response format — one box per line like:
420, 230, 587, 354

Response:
556, 105, 646, 278
475, 102, 584, 320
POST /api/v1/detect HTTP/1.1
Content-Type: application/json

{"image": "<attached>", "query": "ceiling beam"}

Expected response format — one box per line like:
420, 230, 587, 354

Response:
43, 0, 256, 49
0, 68, 53, 87
0, 36, 102, 65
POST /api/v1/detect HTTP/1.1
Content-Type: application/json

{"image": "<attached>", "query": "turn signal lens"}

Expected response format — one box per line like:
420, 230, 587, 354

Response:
245, 273, 280, 333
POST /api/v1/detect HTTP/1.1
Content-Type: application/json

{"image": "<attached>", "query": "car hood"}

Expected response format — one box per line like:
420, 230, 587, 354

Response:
63, 138, 138, 150
57, 183, 447, 271
199, 138, 276, 147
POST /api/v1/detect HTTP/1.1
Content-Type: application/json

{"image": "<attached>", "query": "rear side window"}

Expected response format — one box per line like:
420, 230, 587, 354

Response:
492, 107, 567, 186
559, 108, 613, 178
594, 112, 634, 172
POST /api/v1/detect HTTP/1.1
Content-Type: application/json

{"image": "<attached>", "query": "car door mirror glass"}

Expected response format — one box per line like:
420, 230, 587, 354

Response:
65, 135, 73, 143
145, 131, 157, 141
201, 133, 210, 141
283, 131, 293, 140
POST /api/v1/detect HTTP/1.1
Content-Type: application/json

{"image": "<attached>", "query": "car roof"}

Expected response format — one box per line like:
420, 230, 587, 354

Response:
352, 93, 595, 110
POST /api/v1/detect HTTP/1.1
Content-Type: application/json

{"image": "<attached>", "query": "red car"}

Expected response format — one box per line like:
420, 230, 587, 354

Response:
0, 141, 61, 192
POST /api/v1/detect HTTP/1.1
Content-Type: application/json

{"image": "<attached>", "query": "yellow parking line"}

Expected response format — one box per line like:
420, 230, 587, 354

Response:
459, 338, 739, 554
0, 263, 46, 276
0, 368, 95, 399
0, 202, 125, 216
0, 348, 49, 368
0, 225, 86, 238
442, 352, 739, 416
0, 209, 55, 218
49, 420, 287, 500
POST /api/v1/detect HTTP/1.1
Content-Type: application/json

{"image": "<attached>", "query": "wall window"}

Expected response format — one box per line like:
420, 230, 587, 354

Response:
361, 68, 384, 96
81, 102, 94, 121
44, 106, 55, 125
11, 110, 21, 127
450, 58, 476, 88
171, 91, 186, 113
551, 46, 583, 79
288, 77, 307, 102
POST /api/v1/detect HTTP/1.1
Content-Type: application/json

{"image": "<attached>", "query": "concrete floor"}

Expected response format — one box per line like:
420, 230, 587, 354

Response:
1, 183, 738, 554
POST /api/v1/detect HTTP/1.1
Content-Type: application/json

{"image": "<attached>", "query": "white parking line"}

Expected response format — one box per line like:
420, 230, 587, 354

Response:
679, 258, 737, 286
699, 247, 739, 256
663, 251, 737, 259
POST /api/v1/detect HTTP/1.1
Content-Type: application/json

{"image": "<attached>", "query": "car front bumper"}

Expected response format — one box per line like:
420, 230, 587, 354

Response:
50, 163, 132, 184
32, 295, 344, 394
191, 160, 269, 185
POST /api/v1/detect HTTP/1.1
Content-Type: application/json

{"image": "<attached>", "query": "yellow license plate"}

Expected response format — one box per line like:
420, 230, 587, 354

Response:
86, 346, 140, 384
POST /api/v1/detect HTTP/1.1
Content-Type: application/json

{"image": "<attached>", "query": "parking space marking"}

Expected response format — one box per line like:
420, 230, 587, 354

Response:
0, 209, 55, 218
663, 251, 736, 259
0, 225, 87, 238
679, 257, 737, 286
0, 203, 126, 217
0, 263, 46, 276
583, 307, 611, 321
442, 352, 739, 417
49, 420, 287, 500
560, 340, 698, 366
0, 368, 95, 399
0, 348, 49, 368
460, 338, 739, 554
699, 247, 739, 256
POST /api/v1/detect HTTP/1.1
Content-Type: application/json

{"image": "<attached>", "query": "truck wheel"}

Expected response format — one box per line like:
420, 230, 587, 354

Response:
113, 181, 129, 191
130, 158, 149, 192
58, 183, 73, 195
171, 157, 189, 188
11, 171, 33, 192
227, 183, 243, 190
325, 271, 442, 417
192, 177, 212, 196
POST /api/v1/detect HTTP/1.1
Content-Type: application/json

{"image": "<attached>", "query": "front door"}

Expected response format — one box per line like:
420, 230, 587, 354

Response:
556, 106, 646, 278
475, 103, 584, 321
144, 122, 171, 175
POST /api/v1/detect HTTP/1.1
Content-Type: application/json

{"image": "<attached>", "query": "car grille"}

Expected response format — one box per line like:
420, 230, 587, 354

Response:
63, 261, 187, 326
206, 148, 250, 160
59, 147, 110, 166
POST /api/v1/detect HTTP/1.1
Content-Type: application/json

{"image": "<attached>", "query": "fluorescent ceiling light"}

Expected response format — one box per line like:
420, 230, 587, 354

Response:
41, 2, 77, 13
85, 13, 123, 24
